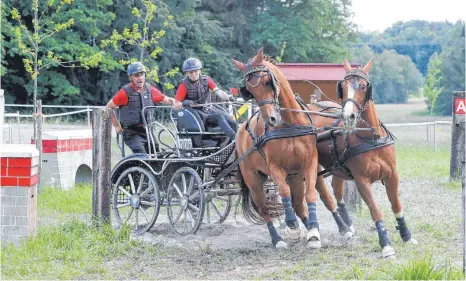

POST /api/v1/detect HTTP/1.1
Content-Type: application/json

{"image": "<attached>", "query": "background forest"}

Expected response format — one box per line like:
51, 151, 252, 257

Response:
1, 0, 465, 115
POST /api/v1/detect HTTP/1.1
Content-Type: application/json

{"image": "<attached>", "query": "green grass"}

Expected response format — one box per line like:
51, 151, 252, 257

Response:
387, 255, 464, 280
38, 183, 92, 217
396, 144, 454, 181
1, 221, 136, 280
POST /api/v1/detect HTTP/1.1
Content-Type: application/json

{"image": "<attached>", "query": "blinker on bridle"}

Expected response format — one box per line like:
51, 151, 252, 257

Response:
239, 64, 281, 108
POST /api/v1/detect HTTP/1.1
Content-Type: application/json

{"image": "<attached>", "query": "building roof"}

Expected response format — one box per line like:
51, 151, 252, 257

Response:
277, 63, 361, 82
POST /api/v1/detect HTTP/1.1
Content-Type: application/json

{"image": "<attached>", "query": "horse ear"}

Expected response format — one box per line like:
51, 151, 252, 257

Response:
254, 47, 264, 64
343, 58, 352, 72
363, 58, 375, 73
232, 59, 245, 71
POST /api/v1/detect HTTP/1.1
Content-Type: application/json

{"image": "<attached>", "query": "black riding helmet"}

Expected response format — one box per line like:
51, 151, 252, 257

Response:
182, 58, 202, 72
127, 62, 146, 76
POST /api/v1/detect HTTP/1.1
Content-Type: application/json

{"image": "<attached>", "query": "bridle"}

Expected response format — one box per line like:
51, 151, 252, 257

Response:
337, 68, 373, 116
239, 64, 281, 109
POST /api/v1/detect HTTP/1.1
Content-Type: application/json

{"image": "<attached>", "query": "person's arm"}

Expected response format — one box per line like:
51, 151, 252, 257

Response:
173, 83, 187, 110
208, 77, 234, 101
106, 99, 123, 134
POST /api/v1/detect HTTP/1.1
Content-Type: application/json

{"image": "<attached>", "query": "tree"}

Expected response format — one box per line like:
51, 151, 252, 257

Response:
9, 0, 107, 139
423, 52, 443, 116
101, 0, 177, 91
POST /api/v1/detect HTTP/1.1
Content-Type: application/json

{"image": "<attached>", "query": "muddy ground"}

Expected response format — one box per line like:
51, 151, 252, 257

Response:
101, 177, 462, 280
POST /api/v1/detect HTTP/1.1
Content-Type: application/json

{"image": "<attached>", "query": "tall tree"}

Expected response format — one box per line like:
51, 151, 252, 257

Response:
423, 52, 443, 116
435, 22, 465, 115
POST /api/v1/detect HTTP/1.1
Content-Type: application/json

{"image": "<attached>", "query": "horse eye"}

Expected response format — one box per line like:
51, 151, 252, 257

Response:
264, 80, 271, 86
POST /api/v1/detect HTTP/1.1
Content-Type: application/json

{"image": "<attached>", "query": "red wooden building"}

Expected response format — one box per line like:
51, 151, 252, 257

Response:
276, 63, 361, 103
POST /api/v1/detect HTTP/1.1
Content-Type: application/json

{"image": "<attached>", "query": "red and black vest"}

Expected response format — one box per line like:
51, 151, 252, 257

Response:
119, 83, 154, 127
182, 75, 210, 104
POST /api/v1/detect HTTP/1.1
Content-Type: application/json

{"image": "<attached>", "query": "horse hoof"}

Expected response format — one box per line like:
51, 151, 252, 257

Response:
382, 245, 396, 259
286, 227, 304, 241
342, 231, 354, 241
306, 228, 321, 249
275, 240, 288, 249
348, 225, 355, 233
407, 238, 418, 245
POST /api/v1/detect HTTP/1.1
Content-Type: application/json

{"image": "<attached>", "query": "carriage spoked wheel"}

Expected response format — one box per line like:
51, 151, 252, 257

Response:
112, 167, 160, 235
205, 186, 233, 224
166, 167, 205, 235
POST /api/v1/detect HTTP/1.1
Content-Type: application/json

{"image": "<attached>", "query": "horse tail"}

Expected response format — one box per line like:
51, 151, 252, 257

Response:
237, 163, 264, 224
237, 160, 284, 224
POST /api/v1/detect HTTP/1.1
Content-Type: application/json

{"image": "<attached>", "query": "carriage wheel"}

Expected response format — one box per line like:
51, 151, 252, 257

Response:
166, 167, 205, 235
205, 188, 232, 224
112, 167, 160, 235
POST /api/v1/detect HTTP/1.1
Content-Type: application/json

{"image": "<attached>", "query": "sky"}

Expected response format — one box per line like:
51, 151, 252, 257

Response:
351, 0, 466, 32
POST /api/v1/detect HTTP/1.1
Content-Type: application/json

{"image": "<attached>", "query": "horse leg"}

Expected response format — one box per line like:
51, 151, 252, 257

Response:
354, 176, 395, 258
332, 176, 355, 233
269, 166, 302, 241
303, 155, 322, 249
242, 168, 287, 248
383, 170, 417, 244
316, 173, 353, 239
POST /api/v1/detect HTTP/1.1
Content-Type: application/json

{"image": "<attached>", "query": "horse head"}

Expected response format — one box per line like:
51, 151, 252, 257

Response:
337, 58, 374, 127
232, 47, 283, 128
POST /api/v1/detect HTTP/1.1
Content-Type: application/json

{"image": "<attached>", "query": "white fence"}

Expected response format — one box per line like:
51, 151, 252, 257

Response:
1, 103, 453, 152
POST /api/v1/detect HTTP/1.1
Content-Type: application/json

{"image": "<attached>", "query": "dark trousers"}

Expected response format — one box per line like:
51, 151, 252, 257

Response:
123, 127, 158, 154
205, 110, 237, 139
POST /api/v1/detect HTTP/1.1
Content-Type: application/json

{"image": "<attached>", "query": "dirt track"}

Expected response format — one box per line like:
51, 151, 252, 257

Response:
102, 177, 462, 279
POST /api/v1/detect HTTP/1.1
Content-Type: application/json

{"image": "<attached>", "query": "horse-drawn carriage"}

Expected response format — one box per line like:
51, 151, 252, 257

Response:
110, 48, 417, 258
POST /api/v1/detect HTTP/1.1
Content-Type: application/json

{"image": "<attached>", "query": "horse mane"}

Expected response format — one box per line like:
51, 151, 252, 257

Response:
263, 54, 278, 65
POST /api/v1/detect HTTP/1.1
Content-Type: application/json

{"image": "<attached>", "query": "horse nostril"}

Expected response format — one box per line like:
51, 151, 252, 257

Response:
349, 113, 356, 120
270, 116, 277, 123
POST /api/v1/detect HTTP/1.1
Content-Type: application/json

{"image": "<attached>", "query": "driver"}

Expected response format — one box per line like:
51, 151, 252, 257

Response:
173, 57, 237, 147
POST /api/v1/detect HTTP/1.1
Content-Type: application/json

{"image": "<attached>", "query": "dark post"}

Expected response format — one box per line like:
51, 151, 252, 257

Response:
36, 100, 43, 190
450, 91, 465, 179
92, 108, 112, 225
344, 181, 361, 212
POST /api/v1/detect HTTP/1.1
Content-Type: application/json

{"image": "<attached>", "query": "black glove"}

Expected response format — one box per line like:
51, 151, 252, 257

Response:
182, 100, 194, 108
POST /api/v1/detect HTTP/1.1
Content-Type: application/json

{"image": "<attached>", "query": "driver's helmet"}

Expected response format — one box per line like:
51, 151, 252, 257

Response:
127, 62, 146, 76
182, 58, 202, 72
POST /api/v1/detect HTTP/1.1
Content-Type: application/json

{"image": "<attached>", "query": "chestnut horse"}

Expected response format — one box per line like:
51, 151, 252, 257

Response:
232, 48, 351, 249
310, 59, 417, 258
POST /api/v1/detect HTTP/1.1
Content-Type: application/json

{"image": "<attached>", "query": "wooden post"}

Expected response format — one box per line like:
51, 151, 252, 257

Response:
0, 89, 4, 145
463, 163, 466, 274
344, 181, 361, 212
434, 121, 437, 153
92, 108, 112, 226
36, 100, 43, 190
450, 91, 466, 179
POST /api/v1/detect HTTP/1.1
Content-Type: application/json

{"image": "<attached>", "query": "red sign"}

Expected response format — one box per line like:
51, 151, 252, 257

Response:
230, 88, 238, 95
454, 98, 466, 114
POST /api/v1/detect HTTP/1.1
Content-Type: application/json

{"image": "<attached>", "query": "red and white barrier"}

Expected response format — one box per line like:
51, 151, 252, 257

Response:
34, 130, 93, 189
0, 144, 38, 245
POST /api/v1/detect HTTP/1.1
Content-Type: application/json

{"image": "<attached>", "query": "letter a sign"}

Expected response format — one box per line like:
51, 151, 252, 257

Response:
454, 98, 466, 114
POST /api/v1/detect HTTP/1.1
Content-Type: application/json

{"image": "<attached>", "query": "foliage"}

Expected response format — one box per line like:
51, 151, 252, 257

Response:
3, 0, 117, 107
423, 52, 443, 115
247, 0, 356, 63
435, 23, 465, 116
349, 46, 423, 103
38, 183, 92, 216
100, 0, 177, 90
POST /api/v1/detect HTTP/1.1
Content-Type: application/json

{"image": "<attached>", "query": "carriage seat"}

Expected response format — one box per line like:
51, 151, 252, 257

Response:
173, 108, 225, 147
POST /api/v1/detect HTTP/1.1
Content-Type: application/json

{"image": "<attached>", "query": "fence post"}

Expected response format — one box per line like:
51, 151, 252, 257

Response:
87, 105, 91, 127
450, 91, 466, 180
36, 100, 43, 190
343, 181, 361, 212
463, 163, 466, 274
92, 108, 112, 226
434, 121, 437, 153
0, 89, 4, 145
